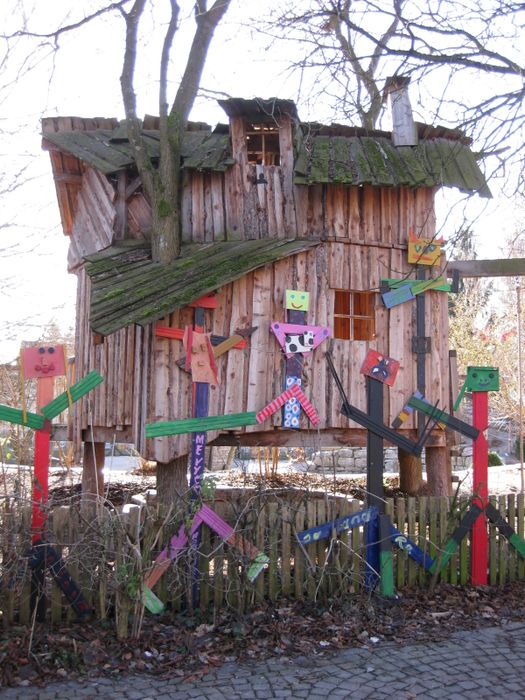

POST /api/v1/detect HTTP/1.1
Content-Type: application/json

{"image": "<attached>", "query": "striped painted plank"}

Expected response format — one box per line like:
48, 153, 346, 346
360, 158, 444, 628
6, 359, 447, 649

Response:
256, 383, 320, 426
146, 411, 258, 437
41, 371, 104, 420
0, 405, 45, 430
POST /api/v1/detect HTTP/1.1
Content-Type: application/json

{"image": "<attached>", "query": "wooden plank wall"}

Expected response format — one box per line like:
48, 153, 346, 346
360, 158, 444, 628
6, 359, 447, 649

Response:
67, 167, 116, 271
68, 152, 446, 461
72, 269, 150, 456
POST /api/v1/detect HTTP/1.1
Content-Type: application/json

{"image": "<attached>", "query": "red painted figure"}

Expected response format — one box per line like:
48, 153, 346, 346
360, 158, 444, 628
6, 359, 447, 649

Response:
21, 345, 67, 543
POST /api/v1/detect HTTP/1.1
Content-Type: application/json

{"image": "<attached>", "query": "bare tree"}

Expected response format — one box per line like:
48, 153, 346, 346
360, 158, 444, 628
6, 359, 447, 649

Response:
119, 0, 231, 263
265, 1, 525, 187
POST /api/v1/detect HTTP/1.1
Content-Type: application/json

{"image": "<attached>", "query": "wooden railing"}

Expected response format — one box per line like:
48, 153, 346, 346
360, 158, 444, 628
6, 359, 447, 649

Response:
1, 491, 524, 636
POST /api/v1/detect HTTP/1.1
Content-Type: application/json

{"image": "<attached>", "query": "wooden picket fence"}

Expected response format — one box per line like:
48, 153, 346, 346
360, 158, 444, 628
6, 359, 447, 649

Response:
1, 490, 524, 635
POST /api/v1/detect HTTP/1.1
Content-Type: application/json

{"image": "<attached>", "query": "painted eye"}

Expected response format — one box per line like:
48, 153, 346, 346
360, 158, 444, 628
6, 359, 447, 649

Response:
425, 244, 436, 253
415, 245, 421, 252
38, 347, 45, 354
472, 372, 478, 378
301, 295, 305, 299
48, 347, 55, 354
489, 372, 494, 378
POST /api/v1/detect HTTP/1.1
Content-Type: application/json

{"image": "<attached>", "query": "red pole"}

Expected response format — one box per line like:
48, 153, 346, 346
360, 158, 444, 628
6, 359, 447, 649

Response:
471, 391, 488, 585
31, 377, 54, 544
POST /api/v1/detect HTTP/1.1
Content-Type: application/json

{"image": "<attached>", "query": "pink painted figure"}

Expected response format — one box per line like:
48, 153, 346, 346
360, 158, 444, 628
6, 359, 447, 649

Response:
183, 326, 220, 386
20, 345, 66, 379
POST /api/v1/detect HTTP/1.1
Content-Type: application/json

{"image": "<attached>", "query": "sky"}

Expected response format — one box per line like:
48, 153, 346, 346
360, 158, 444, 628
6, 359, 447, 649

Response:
0, 0, 522, 363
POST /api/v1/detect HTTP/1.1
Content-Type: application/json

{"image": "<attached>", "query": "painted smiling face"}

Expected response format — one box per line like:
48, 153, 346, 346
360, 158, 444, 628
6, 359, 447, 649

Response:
285, 290, 310, 312
20, 345, 66, 379
407, 228, 444, 266
466, 366, 500, 393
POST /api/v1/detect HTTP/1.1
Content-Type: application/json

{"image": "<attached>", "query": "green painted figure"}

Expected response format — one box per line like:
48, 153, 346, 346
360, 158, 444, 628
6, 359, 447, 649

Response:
454, 366, 499, 411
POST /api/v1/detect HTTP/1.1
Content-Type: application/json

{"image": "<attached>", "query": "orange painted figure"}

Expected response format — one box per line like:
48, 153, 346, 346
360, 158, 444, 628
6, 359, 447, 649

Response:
407, 228, 445, 266
183, 326, 220, 386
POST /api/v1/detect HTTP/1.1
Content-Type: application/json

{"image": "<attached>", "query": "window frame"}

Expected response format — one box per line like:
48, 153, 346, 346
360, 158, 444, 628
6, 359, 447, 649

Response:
333, 289, 376, 341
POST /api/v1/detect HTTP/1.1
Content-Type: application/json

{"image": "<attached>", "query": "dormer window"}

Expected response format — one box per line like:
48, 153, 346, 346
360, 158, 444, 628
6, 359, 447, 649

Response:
246, 123, 280, 165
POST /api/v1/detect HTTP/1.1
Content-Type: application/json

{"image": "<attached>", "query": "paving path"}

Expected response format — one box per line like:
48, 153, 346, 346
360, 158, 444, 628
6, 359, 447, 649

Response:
2, 622, 525, 699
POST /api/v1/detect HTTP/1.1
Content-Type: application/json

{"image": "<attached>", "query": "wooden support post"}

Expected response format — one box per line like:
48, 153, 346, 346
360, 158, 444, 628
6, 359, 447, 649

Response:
81, 440, 105, 514
425, 445, 451, 497
398, 447, 423, 495
471, 391, 489, 585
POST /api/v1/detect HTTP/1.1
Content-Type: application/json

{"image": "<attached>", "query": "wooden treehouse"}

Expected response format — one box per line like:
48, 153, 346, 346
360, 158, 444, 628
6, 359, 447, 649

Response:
42, 94, 490, 493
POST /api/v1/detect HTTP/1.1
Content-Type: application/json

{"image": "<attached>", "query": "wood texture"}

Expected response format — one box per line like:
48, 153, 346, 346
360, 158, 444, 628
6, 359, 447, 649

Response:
61, 142, 448, 463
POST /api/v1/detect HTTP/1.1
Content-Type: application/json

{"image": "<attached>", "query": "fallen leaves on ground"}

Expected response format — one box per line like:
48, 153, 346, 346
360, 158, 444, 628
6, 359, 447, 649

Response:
1, 581, 525, 689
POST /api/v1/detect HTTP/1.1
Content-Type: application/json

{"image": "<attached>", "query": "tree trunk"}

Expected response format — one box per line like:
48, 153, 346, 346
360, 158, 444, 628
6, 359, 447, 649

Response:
156, 454, 189, 512
81, 440, 105, 515
398, 448, 423, 495
425, 446, 451, 497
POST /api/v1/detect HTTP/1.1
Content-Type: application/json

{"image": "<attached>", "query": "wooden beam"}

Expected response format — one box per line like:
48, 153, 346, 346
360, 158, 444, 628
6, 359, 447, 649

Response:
209, 427, 447, 449
448, 258, 525, 278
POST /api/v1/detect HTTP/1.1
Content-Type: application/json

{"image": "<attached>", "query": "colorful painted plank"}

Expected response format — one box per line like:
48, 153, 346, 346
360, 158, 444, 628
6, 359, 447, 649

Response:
382, 284, 415, 309
28, 540, 92, 618
392, 390, 423, 429
485, 503, 525, 558
296, 506, 378, 545
256, 383, 320, 426
156, 325, 248, 349
379, 514, 395, 597
199, 505, 269, 582
381, 277, 451, 293
326, 351, 426, 456
389, 525, 434, 571
40, 371, 104, 420
429, 504, 483, 575
0, 404, 45, 430
142, 504, 267, 612
146, 411, 258, 437
176, 328, 257, 371
381, 276, 451, 308
406, 394, 479, 440
341, 398, 424, 456
143, 515, 204, 591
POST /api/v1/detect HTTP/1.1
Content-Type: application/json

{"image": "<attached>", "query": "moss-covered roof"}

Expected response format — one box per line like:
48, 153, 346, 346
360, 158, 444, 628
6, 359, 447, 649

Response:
42, 108, 490, 196
85, 238, 320, 336
43, 126, 234, 174
293, 127, 491, 196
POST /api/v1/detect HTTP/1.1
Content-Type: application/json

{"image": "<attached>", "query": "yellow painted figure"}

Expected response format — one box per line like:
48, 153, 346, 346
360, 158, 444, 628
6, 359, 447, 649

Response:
407, 228, 444, 266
